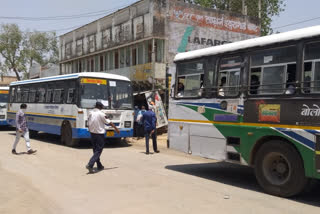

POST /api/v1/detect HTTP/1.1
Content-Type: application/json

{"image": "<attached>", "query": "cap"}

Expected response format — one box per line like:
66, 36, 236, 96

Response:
95, 102, 104, 108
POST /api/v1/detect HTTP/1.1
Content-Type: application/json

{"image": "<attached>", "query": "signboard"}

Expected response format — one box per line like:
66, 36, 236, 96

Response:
81, 78, 107, 85
0, 90, 9, 94
144, 91, 168, 128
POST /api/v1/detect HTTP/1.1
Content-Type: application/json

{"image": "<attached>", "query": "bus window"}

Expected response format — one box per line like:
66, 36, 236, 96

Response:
37, 86, 46, 103
218, 57, 241, 97
249, 68, 261, 95
53, 89, 64, 103
46, 89, 53, 103
16, 87, 22, 102
10, 87, 15, 103
29, 88, 36, 103
304, 42, 320, 93
21, 87, 29, 103
176, 61, 204, 98
67, 88, 75, 104
303, 62, 312, 93
250, 46, 296, 95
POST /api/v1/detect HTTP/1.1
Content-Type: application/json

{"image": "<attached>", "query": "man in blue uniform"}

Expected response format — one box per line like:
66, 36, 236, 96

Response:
142, 105, 159, 155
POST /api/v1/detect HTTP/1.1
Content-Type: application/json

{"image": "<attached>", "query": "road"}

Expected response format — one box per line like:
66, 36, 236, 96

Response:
0, 127, 319, 214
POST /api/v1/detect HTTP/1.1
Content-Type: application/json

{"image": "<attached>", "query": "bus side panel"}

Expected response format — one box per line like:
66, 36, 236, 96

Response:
189, 124, 226, 160
168, 122, 189, 153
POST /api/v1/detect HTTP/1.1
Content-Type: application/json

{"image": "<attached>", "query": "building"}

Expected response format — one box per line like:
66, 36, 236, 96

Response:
59, 0, 260, 93
29, 62, 60, 79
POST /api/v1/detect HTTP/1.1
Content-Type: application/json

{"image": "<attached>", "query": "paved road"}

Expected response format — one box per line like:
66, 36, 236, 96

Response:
0, 128, 319, 214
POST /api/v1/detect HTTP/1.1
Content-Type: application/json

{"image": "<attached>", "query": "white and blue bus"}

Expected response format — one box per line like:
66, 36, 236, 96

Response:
7, 72, 134, 146
0, 87, 9, 126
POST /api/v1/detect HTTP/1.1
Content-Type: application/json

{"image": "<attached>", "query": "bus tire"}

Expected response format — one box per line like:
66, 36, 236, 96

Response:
61, 121, 78, 147
29, 130, 38, 138
254, 140, 308, 197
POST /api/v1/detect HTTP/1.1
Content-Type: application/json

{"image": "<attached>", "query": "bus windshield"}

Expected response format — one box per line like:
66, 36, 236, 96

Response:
0, 92, 8, 103
109, 80, 133, 110
80, 78, 109, 109
79, 78, 133, 109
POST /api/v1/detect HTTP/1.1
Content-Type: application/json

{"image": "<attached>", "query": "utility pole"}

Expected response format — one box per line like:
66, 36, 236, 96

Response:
242, 0, 247, 15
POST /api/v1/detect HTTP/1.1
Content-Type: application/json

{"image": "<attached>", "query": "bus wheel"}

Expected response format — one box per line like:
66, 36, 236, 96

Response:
254, 140, 308, 197
29, 130, 38, 138
61, 121, 78, 147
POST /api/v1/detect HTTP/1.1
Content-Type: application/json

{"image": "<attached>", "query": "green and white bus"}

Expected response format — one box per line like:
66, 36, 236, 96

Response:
169, 25, 320, 197
7, 72, 134, 146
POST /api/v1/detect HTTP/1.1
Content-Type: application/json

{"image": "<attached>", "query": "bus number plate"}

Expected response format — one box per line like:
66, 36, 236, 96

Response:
106, 131, 114, 137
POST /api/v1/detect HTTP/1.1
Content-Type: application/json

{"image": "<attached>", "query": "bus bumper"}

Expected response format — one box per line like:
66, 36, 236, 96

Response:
73, 128, 133, 139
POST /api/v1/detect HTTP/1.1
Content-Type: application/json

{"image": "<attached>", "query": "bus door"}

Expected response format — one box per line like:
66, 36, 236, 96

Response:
216, 56, 243, 163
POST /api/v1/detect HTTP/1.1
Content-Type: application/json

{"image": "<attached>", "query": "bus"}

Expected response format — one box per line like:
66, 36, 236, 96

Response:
7, 72, 134, 146
169, 25, 320, 197
0, 87, 9, 126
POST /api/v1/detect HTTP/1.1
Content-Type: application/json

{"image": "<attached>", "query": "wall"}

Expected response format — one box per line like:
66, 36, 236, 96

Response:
166, 0, 260, 86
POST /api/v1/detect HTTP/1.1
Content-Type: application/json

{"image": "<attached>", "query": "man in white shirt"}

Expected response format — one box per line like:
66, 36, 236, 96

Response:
86, 102, 119, 173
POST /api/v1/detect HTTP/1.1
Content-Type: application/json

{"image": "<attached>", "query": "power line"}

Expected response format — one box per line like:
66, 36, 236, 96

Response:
0, 0, 138, 21
273, 16, 320, 30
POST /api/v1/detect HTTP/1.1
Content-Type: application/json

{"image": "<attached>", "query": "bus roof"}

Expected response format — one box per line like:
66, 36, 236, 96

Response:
174, 25, 320, 62
10, 72, 131, 86
0, 87, 9, 90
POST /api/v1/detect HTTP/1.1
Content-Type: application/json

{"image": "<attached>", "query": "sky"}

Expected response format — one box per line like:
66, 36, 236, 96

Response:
0, 0, 319, 35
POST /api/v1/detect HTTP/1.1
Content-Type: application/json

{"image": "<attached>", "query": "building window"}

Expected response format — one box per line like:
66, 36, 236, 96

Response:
132, 47, 137, 66
109, 51, 114, 69
126, 48, 130, 67
115, 51, 119, 69
100, 55, 104, 71
145, 40, 152, 63
120, 48, 125, 68
91, 58, 94, 72
138, 43, 143, 65
155, 39, 164, 63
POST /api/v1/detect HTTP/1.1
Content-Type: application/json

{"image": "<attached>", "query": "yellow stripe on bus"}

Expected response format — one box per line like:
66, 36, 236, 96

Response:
168, 118, 320, 130
7, 111, 76, 119
0, 90, 9, 94
316, 151, 320, 155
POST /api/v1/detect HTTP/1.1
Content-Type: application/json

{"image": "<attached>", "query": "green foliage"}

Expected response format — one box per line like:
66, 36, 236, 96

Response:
0, 24, 59, 80
184, 0, 285, 35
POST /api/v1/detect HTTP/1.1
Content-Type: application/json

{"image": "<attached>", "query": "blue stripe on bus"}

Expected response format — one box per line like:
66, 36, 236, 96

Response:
0, 120, 8, 125
276, 128, 315, 150
11, 74, 79, 85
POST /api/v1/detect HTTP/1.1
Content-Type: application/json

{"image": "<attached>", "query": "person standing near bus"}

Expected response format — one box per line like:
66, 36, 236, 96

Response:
142, 105, 159, 155
86, 102, 119, 173
12, 104, 37, 155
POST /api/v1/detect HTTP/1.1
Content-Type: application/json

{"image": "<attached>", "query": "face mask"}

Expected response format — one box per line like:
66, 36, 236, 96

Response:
22, 109, 26, 113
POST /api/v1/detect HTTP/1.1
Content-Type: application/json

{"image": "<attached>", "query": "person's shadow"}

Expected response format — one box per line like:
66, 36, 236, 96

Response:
86, 166, 118, 175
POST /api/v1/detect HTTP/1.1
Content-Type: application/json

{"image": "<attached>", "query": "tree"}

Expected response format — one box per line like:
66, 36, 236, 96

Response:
23, 31, 58, 78
184, 0, 285, 35
0, 24, 59, 80
0, 24, 25, 80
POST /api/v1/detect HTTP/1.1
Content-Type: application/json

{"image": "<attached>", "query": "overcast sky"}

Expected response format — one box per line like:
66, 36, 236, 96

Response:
0, 0, 319, 35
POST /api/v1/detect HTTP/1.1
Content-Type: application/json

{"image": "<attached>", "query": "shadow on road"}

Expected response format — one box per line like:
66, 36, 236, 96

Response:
0, 126, 16, 131
165, 162, 320, 207
29, 132, 132, 149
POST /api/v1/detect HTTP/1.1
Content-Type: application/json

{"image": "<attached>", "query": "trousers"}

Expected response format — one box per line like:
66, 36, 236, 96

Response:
88, 133, 105, 167
13, 130, 31, 151
144, 130, 158, 153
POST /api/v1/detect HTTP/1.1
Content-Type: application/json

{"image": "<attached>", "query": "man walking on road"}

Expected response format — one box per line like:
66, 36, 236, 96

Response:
142, 105, 159, 155
12, 104, 37, 155
86, 102, 119, 173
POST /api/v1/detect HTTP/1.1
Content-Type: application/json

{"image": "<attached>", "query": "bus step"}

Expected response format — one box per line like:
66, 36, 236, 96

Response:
226, 137, 240, 146
227, 152, 240, 162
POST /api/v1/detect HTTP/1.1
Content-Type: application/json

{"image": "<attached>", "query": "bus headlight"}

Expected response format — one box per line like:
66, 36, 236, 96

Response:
124, 121, 131, 128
